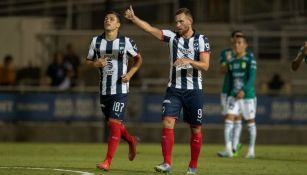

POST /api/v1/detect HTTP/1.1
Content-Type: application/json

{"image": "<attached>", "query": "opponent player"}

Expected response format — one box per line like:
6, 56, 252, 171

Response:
292, 41, 307, 71
224, 35, 257, 158
218, 31, 255, 157
125, 6, 210, 174
86, 11, 142, 171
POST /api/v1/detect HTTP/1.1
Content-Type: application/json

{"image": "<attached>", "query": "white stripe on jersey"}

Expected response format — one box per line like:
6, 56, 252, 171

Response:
162, 30, 210, 90
87, 35, 138, 95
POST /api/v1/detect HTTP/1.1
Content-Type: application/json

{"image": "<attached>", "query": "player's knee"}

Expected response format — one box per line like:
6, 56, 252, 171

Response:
246, 119, 255, 124
190, 125, 202, 134
108, 118, 122, 124
224, 114, 235, 121
162, 116, 175, 128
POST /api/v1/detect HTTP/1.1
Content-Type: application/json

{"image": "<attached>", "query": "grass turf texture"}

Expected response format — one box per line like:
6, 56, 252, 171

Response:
0, 143, 306, 175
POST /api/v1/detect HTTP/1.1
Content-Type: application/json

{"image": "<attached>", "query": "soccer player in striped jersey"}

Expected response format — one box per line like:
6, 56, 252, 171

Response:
224, 35, 257, 158
218, 31, 255, 158
292, 41, 307, 71
125, 6, 210, 174
86, 11, 142, 171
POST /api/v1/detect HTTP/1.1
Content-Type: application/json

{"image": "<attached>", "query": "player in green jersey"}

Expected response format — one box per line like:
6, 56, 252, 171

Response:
292, 41, 307, 71
218, 31, 254, 158
222, 35, 257, 158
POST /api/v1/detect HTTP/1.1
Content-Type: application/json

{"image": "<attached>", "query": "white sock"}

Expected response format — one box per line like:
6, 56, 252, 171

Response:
247, 122, 257, 154
232, 120, 242, 150
225, 120, 234, 152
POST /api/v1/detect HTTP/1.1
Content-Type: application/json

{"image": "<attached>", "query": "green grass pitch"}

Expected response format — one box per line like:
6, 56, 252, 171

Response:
0, 143, 306, 175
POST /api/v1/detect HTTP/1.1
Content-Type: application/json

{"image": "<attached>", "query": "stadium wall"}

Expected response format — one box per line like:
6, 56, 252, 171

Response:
1, 91, 307, 144
0, 122, 306, 145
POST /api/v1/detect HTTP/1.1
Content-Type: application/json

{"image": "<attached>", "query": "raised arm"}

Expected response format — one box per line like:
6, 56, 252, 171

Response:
124, 5, 162, 40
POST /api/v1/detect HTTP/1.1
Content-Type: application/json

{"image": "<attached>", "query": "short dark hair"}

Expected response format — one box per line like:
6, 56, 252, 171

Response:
235, 35, 248, 43
175, 8, 193, 22
231, 30, 244, 38
105, 10, 121, 23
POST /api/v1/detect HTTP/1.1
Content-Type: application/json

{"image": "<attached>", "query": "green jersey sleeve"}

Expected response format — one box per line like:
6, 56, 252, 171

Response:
243, 58, 257, 94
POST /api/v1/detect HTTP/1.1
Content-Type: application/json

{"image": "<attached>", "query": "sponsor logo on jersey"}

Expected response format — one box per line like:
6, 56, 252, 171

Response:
241, 62, 246, 69
178, 47, 192, 56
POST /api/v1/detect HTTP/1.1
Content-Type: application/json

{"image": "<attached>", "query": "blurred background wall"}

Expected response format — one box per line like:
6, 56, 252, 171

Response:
0, 0, 307, 144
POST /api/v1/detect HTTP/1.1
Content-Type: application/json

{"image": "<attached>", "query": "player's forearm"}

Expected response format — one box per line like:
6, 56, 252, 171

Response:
86, 60, 94, 66
190, 60, 209, 71
86, 60, 97, 67
86, 60, 105, 68
131, 16, 161, 40
127, 55, 142, 78
291, 54, 304, 71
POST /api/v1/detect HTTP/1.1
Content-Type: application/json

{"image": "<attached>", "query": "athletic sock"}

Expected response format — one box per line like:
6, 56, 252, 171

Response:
247, 122, 257, 154
225, 120, 234, 152
161, 128, 174, 165
232, 120, 242, 150
105, 121, 121, 164
120, 123, 134, 143
189, 132, 202, 168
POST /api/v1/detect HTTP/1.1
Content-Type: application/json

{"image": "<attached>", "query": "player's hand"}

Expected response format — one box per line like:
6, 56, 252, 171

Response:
94, 57, 107, 68
124, 5, 135, 21
174, 58, 191, 67
303, 41, 307, 56
121, 73, 131, 83
236, 90, 245, 99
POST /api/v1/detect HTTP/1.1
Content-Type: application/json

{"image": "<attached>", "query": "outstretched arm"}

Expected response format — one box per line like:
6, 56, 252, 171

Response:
125, 5, 162, 40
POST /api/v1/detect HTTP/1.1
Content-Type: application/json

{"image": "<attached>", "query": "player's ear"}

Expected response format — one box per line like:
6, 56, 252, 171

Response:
117, 22, 121, 28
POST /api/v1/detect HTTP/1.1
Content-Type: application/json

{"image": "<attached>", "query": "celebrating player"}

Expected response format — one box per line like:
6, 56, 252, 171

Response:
125, 6, 210, 174
223, 35, 257, 158
86, 10, 142, 171
292, 41, 307, 71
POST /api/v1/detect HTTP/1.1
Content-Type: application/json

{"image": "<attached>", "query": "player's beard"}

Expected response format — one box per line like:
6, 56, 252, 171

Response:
177, 26, 190, 36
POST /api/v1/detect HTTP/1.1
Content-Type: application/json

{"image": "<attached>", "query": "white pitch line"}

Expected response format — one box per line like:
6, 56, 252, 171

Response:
0, 166, 95, 175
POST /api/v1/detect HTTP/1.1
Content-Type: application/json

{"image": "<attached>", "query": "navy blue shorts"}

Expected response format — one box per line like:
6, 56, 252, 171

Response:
100, 94, 128, 121
162, 87, 205, 125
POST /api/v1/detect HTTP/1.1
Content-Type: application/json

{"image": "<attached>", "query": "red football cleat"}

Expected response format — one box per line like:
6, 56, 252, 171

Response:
96, 160, 110, 171
128, 136, 138, 161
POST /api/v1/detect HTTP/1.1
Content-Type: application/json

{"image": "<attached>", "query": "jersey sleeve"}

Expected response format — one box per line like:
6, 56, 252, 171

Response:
220, 50, 227, 65
86, 37, 96, 61
199, 36, 211, 54
297, 46, 307, 63
243, 58, 257, 93
161, 30, 175, 43
126, 37, 139, 58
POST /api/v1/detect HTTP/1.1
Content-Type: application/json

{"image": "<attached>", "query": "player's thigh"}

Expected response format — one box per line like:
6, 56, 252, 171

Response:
162, 88, 182, 118
100, 94, 128, 121
226, 96, 240, 116
220, 93, 228, 115
239, 98, 256, 120
183, 90, 204, 125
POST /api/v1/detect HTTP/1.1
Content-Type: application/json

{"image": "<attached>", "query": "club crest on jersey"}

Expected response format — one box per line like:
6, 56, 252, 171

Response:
241, 62, 246, 69
193, 42, 199, 52
119, 46, 125, 55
